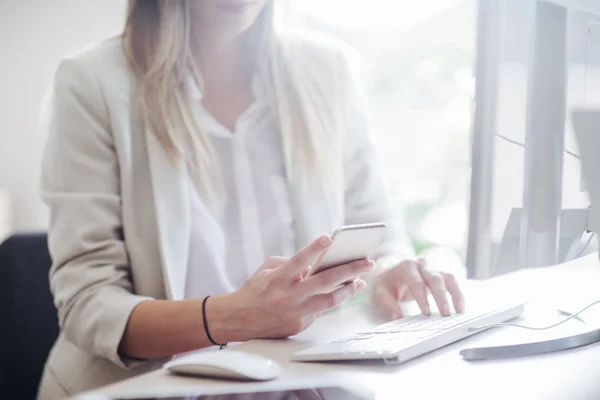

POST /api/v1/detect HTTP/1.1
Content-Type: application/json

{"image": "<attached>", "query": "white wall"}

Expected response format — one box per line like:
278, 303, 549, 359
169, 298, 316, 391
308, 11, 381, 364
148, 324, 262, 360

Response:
0, 0, 126, 231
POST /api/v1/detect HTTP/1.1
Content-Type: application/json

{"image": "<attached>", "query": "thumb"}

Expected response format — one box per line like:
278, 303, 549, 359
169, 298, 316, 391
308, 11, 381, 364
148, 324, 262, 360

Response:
373, 282, 403, 319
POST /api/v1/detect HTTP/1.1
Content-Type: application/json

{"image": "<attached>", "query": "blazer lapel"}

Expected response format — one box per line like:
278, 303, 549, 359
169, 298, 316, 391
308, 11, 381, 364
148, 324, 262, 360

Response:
145, 135, 191, 301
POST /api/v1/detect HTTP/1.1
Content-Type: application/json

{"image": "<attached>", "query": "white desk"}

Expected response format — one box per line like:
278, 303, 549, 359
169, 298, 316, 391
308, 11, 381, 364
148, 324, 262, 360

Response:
86, 254, 600, 400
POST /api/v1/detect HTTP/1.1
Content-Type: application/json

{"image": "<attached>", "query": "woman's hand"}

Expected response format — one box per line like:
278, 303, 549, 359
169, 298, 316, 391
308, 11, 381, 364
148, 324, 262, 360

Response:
372, 259, 465, 319
220, 235, 375, 341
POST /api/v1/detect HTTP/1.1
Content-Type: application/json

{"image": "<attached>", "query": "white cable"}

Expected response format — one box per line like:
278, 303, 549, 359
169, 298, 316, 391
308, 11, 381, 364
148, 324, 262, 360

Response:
469, 300, 600, 332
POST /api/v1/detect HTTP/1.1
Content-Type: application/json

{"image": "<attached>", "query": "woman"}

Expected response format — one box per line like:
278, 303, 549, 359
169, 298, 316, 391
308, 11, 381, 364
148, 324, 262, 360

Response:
37, 0, 465, 398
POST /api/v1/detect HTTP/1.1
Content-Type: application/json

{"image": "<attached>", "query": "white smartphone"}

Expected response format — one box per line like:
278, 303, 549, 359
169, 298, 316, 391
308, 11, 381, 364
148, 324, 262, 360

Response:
310, 222, 388, 275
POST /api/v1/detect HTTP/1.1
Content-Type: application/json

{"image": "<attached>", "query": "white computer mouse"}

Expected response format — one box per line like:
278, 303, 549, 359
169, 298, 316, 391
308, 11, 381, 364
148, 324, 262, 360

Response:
163, 350, 282, 381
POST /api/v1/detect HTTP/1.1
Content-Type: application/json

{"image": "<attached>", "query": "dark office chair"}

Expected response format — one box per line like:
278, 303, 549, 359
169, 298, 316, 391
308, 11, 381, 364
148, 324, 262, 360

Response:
0, 233, 58, 400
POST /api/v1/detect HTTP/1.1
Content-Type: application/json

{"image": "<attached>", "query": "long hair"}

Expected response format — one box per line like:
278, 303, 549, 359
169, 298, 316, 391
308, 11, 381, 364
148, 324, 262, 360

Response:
122, 0, 334, 194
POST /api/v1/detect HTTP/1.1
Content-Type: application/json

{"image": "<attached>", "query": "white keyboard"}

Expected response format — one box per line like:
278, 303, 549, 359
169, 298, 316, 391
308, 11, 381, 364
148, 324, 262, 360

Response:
291, 303, 525, 364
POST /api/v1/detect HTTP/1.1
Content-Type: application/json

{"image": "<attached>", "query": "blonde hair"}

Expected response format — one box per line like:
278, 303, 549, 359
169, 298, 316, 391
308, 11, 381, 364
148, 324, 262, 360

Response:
123, 0, 334, 194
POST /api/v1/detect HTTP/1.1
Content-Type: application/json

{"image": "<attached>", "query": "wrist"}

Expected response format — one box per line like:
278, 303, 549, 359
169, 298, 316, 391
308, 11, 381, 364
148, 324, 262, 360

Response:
204, 292, 252, 344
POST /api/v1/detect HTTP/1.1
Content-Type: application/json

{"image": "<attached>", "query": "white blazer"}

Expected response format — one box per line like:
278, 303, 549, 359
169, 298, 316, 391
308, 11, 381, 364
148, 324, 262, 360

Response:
37, 37, 413, 399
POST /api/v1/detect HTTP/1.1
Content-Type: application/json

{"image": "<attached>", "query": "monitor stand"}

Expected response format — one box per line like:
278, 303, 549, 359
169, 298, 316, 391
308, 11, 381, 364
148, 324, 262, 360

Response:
460, 327, 600, 361
493, 207, 597, 277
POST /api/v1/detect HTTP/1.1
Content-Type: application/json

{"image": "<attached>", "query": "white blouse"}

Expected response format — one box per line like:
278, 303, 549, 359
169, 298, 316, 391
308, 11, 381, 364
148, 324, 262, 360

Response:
184, 78, 297, 299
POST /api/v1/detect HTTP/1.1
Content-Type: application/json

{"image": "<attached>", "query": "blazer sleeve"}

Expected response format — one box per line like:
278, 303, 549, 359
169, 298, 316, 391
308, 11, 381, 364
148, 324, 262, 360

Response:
339, 50, 416, 267
40, 57, 154, 368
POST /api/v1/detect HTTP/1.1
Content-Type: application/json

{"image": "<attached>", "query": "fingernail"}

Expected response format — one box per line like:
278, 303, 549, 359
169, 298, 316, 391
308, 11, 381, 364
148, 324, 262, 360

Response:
318, 235, 332, 246
353, 279, 366, 291
391, 313, 399, 320
363, 260, 375, 270
442, 304, 450, 316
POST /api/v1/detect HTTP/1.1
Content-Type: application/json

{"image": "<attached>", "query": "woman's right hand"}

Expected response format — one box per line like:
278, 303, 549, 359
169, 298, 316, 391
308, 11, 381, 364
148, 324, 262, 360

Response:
214, 235, 374, 341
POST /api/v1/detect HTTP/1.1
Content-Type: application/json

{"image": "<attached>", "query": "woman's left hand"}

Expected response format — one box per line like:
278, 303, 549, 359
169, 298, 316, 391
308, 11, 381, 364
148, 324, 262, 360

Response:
372, 259, 465, 319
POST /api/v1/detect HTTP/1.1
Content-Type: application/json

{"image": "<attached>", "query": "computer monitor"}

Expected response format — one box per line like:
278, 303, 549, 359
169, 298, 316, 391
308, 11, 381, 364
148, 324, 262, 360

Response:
571, 109, 600, 247
467, 1, 600, 278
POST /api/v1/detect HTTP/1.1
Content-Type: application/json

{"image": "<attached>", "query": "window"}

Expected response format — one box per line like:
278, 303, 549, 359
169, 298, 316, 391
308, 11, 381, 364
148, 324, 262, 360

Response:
297, 1, 476, 273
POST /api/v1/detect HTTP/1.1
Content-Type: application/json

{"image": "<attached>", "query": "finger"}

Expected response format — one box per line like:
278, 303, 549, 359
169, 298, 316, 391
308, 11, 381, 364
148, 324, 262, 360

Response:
279, 235, 332, 280
443, 272, 465, 313
258, 256, 289, 272
394, 260, 430, 316
302, 279, 366, 314
373, 284, 403, 319
421, 268, 450, 316
299, 259, 375, 296
397, 283, 412, 301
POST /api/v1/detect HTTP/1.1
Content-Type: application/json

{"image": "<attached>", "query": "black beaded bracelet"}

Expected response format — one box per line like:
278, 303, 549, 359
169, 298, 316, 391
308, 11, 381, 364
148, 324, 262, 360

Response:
202, 296, 227, 350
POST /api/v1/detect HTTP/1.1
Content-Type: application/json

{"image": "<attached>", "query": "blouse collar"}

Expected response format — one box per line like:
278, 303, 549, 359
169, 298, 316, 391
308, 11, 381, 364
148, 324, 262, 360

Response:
187, 72, 265, 103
